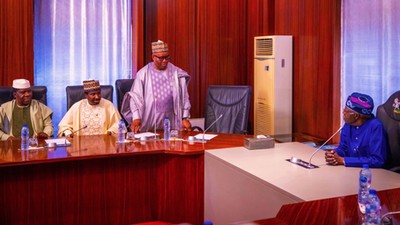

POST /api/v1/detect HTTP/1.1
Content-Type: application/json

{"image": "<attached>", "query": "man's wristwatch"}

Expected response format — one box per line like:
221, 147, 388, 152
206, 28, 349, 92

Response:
182, 117, 189, 121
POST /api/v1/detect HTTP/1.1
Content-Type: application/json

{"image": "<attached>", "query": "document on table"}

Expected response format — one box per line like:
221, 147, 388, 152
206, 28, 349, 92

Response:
132, 132, 159, 138
194, 134, 218, 140
45, 138, 71, 146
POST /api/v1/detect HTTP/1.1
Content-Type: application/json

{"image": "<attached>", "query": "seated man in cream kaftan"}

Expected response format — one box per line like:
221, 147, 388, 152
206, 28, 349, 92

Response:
58, 80, 121, 137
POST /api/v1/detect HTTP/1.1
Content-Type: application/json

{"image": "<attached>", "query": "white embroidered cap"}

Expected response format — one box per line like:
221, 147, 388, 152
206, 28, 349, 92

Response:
12, 79, 31, 89
152, 40, 169, 53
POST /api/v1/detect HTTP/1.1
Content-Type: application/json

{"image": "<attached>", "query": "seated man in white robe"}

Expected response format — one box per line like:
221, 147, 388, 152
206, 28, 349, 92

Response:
0, 79, 54, 140
58, 80, 121, 137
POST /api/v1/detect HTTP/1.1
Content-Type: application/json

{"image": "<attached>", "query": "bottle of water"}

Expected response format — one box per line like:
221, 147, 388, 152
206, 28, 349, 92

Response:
358, 164, 372, 214
20, 124, 29, 150
117, 118, 127, 143
164, 116, 170, 140
365, 189, 381, 225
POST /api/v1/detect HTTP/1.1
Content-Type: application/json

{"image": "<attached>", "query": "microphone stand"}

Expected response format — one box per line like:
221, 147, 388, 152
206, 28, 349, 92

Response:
72, 125, 88, 135
60, 125, 87, 146
200, 114, 223, 143
307, 126, 342, 168
381, 210, 400, 225
287, 126, 342, 169
153, 98, 159, 140
66, 125, 88, 138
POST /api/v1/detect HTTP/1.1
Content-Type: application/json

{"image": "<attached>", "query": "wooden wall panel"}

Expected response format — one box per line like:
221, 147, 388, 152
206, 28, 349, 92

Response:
197, 0, 249, 116
142, 0, 341, 139
132, 0, 145, 75
274, 0, 341, 139
143, 0, 200, 117
144, 0, 249, 118
0, 0, 34, 86
331, 0, 342, 143
0, 0, 342, 140
246, 0, 275, 135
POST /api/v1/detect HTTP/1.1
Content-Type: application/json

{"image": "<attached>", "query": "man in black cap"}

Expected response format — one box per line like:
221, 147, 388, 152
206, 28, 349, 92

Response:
325, 92, 387, 167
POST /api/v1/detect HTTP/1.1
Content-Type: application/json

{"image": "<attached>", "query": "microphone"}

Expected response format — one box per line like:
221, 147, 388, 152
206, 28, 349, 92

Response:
72, 125, 88, 134
307, 126, 342, 168
381, 210, 400, 225
66, 125, 88, 137
287, 126, 342, 169
201, 114, 223, 142
153, 98, 158, 140
63, 125, 88, 144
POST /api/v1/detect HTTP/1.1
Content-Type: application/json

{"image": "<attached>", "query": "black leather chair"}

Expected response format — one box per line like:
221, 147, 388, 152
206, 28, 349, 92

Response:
193, 85, 252, 134
0, 86, 48, 105
376, 90, 400, 173
66, 85, 114, 109
115, 79, 134, 115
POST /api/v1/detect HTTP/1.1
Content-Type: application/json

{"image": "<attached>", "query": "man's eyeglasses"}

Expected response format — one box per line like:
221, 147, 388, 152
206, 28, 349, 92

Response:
343, 107, 358, 116
154, 55, 171, 61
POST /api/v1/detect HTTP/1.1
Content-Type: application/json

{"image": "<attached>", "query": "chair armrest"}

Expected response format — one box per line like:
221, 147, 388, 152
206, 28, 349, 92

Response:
390, 166, 400, 174
191, 126, 204, 132
189, 118, 205, 131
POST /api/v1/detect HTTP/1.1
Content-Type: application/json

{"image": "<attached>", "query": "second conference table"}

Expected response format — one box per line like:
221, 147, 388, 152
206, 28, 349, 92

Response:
204, 142, 400, 225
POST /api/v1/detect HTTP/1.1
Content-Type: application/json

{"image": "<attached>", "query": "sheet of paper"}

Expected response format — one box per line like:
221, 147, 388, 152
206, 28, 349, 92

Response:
45, 138, 71, 146
26, 146, 44, 150
132, 132, 159, 138
194, 134, 218, 140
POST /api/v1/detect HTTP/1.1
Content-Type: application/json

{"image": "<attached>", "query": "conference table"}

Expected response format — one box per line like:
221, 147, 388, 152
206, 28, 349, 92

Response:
0, 132, 247, 225
204, 142, 400, 225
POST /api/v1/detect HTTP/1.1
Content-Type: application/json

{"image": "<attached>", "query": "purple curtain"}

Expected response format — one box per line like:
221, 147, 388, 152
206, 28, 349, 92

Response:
342, 0, 400, 112
34, 0, 132, 133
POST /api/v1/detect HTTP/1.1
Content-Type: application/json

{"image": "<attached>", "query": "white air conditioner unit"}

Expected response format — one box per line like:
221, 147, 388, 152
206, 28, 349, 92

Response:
254, 35, 293, 135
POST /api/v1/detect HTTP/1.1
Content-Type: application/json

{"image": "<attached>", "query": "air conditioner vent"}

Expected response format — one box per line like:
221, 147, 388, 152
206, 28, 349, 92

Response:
255, 38, 273, 56
254, 35, 293, 135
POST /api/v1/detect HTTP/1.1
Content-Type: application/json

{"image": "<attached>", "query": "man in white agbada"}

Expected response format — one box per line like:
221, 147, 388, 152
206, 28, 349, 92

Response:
58, 80, 121, 137
0, 79, 54, 140
121, 40, 192, 133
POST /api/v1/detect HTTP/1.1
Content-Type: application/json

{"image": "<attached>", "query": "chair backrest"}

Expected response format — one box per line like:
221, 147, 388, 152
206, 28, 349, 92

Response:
376, 90, 400, 170
115, 79, 134, 114
66, 85, 114, 109
204, 85, 252, 134
0, 86, 48, 105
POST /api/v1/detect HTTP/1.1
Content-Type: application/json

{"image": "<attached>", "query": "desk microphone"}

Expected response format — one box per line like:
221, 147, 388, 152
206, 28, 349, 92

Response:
153, 98, 159, 140
64, 125, 88, 141
72, 125, 88, 135
381, 210, 400, 225
201, 114, 223, 142
306, 126, 343, 168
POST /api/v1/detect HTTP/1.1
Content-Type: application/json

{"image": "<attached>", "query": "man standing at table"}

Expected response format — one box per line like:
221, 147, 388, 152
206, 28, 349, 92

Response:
0, 79, 54, 140
325, 92, 387, 167
58, 80, 121, 137
121, 40, 192, 133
